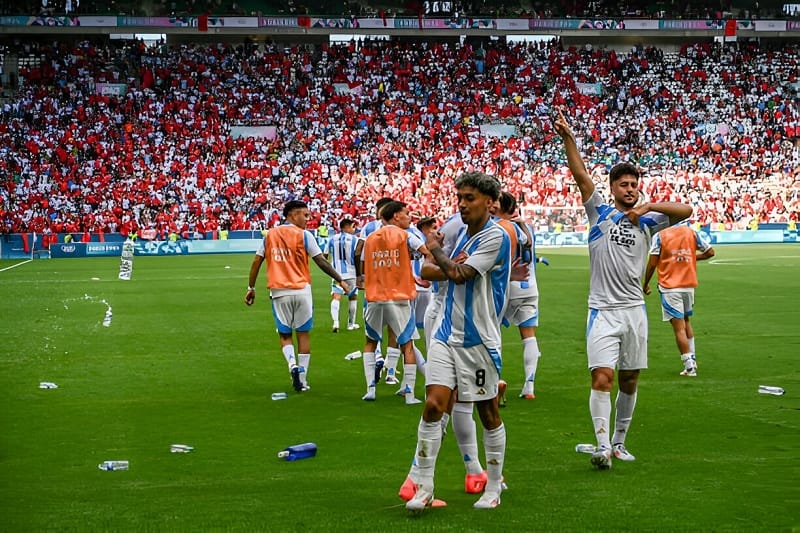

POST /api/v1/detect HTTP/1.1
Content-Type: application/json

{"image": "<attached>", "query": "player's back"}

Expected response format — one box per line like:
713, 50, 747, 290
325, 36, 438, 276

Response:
329, 231, 358, 278
655, 225, 700, 289
266, 224, 312, 290
363, 225, 416, 302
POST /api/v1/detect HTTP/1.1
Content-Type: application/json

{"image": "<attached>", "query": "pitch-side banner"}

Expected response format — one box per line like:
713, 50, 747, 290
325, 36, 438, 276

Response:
493, 18, 529, 30
623, 19, 659, 30
79, 16, 118, 26
756, 19, 787, 31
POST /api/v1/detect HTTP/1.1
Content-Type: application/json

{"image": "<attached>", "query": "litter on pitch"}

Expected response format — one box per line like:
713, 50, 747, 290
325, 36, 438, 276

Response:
170, 444, 194, 453
345, 351, 362, 360
575, 443, 596, 454
99, 460, 129, 471
39, 382, 58, 389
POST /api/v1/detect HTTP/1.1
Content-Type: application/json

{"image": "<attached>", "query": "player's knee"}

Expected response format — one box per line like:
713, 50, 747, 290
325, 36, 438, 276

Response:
422, 389, 450, 420
591, 367, 614, 391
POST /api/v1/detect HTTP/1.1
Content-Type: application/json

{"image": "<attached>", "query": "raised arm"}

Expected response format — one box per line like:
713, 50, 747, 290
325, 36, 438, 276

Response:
553, 109, 595, 202
628, 202, 693, 227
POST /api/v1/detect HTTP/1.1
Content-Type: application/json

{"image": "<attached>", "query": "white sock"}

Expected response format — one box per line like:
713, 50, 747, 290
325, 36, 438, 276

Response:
403, 363, 417, 401
414, 419, 443, 487
348, 300, 357, 326
362, 351, 376, 388
385, 347, 401, 378
483, 424, 506, 493
298, 353, 310, 386
689, 337, 695, 354
281, 344, 297, 369
452, 402, 483, 475
522, 336, 541, 392
589, 389, 612, 449
330, 299, 340, 325
440, 412, 450, 434
413, 344, 426, 371
612, 390, 637, 445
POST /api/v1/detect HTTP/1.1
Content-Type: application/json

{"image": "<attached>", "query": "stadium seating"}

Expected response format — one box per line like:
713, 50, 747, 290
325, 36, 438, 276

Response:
0, 38, 797, 239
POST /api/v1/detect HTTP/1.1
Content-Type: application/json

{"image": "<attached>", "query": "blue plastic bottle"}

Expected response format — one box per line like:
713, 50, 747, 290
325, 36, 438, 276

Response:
278, 442, 317, 461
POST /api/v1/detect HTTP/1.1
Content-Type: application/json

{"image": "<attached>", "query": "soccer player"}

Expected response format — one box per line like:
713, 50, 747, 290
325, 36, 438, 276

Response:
355, 197, 403, 383
325, 218, 360, 333
245, 200, 350, 393
361, 201, 429, 404
391, 216, 434, 390
554, 109, 692, 469
404, 171, 511, 511
410, 209, 490, 495
495, 191, 549, 399
642, 222, 715, 377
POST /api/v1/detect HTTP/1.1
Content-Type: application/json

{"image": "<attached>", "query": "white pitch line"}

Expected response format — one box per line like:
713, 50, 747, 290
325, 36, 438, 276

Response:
708, 259, 742, 265
0, 259, 32, 272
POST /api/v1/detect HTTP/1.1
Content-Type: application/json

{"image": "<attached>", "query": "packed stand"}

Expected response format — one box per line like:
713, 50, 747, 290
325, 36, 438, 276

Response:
1, 38, 798, 240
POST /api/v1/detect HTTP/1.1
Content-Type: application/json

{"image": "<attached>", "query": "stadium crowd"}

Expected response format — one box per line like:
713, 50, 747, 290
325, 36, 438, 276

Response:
1, 37, 798, 240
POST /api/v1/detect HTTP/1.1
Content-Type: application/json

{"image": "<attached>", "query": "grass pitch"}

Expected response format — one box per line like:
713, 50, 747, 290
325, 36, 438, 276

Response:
0, 244, 798, 531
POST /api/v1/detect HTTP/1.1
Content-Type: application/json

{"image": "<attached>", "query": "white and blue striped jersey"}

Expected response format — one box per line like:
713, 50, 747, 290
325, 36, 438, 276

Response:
508, 220, 539, 299
359, 219, 383, 241
432, 219, 511, 350
327, 231, 359, 279
585, 190, 670, 309
440, 212, 466, 256
430, 212, 466, 298
407, 225, 430, 291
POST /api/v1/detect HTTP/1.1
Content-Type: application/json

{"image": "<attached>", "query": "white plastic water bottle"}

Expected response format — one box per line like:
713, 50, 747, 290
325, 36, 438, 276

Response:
575, 443, 596, 454
98, 460, 129, 471
758, 385, 785, 396
102, 308, 113, 327
121, 239, 134, 261
271, 392, 288, 401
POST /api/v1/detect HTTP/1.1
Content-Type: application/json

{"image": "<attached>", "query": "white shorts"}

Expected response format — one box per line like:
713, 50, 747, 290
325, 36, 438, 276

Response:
504, 295, 539, 328
425, 340, 502, 403
413, 291, 431, 329
331, 277, 358, 297
364, 300, 416, 345
586, 306, 648, 371
659, 288, 694, 321
271, 293, 314, 333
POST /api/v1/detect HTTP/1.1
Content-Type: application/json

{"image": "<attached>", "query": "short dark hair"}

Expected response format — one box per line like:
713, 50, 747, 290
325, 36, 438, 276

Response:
454, 171, 501, 201
380, 201, 408, 222
339, 218, 354, 231
283, 200, 308, 218
498, 191, 517, 215
416, 216, 437, 231
609, 162, 640, 184
375, 197, 395, 215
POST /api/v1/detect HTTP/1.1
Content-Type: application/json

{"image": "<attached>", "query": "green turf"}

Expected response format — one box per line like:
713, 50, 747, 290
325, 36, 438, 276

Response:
1, 245, 798, 531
